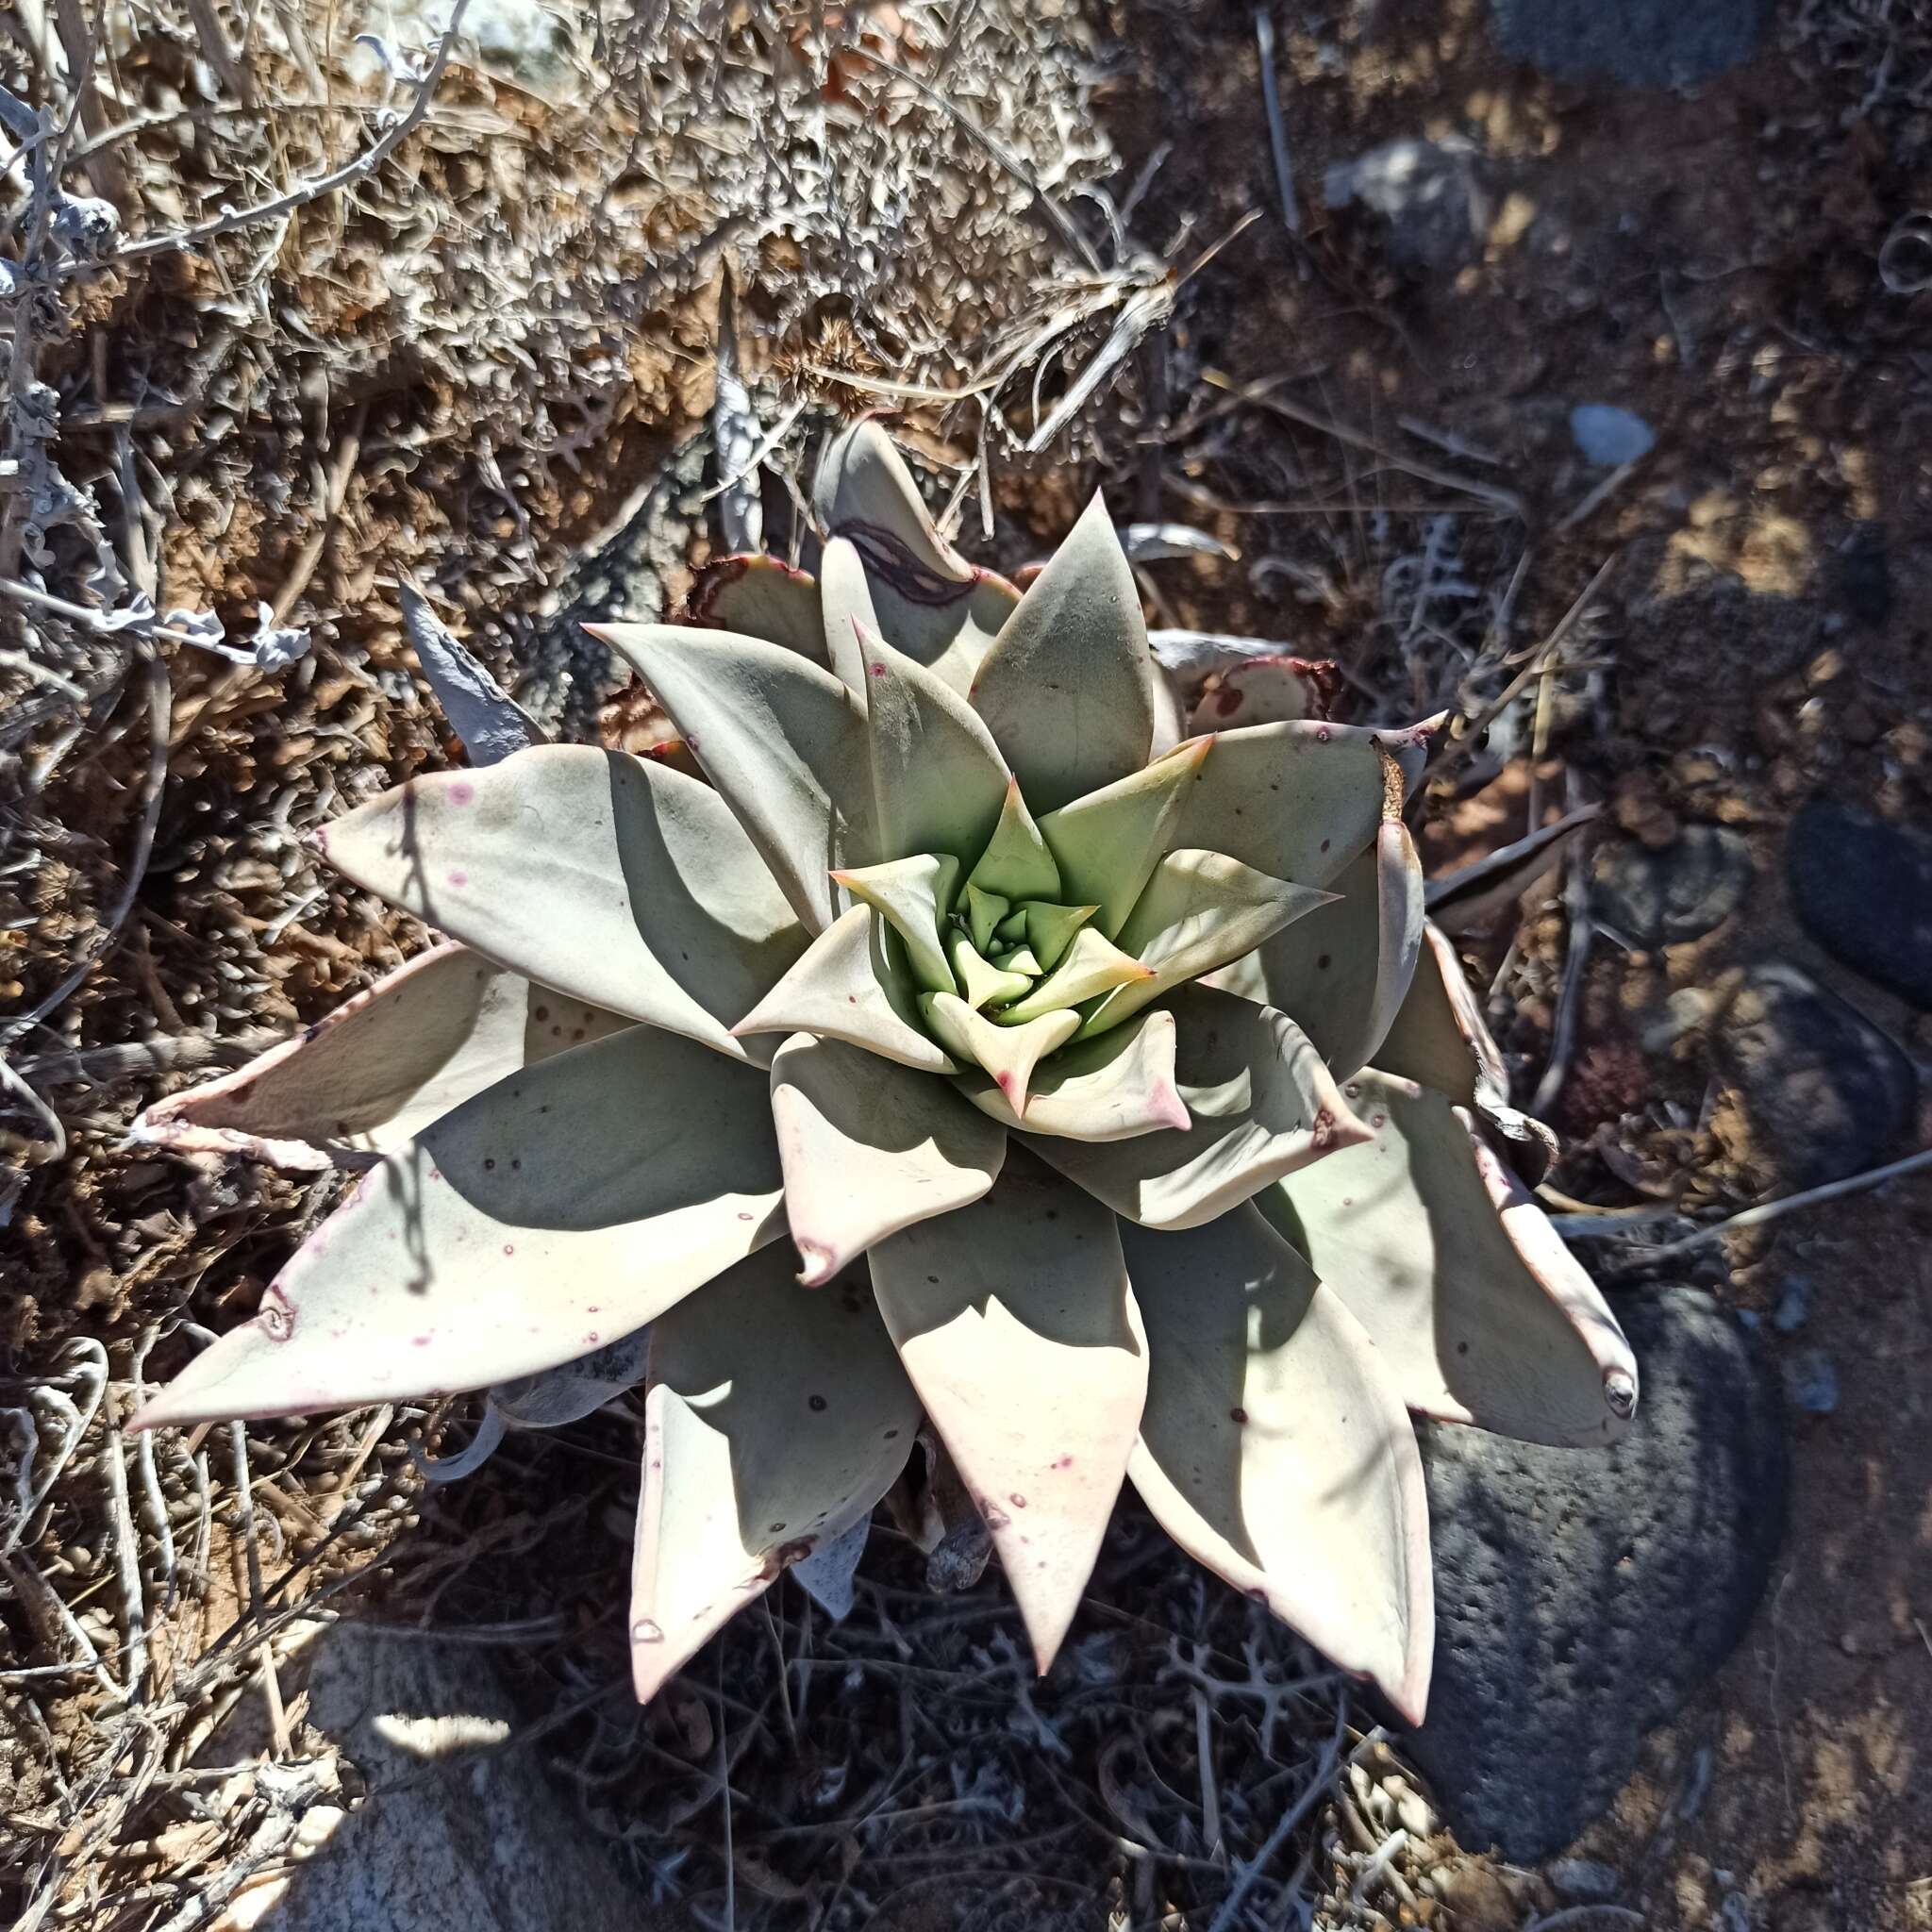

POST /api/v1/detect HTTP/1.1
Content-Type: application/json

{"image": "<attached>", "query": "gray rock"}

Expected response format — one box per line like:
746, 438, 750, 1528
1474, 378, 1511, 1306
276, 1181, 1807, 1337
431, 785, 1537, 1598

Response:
1589, 824, 1754, 946
1772, 1276, 1813, 1334
1405, 1287, 1787, 1862
233, 1624, 652, 1932
1323, 136, 1492, 270
1785, 1347, 1840, 1415
1787, 799, 1932, 1009
1570, 404, 1656, 466
1714, 963, 1918, 1188
1490, 0, 1772, 89
1549, 1857, 1622, 1902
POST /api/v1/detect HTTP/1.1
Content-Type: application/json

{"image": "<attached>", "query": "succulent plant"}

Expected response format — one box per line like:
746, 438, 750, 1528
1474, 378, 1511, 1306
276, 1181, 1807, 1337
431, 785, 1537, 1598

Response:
133, 423, 1638, 1724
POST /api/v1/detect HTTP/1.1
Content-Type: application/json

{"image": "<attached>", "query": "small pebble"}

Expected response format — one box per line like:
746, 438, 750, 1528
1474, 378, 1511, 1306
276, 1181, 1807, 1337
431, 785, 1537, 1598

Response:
1773, 1277, 1813, 1334
1786, 1348, 1840, 1415
1570, 402, 1656, 466
1549, 1857, 1621, 1902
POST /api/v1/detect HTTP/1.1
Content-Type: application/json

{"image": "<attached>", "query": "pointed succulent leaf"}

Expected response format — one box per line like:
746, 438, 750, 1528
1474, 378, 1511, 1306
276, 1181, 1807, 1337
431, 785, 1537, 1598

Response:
493, 1328, 654, 1427
1372, 921, 1509, 1111
1038, 737, 1213, 939
965, 779, 1062, 902
130, 1029, 787, 1429
1174, 719, 1437, 888
1263, 1070, 1639, 1445
791, 1513, 870, 1621
868, 1155, 1149, 1674
316, 746, 806, 1063
1231, 819, 1425, 1083
590, 624, 875, 934
1186, 654, 1327, 733
732, 906, 954, 1074
771, 1032, 1007, 1285
920, 994, 1078, 1118
631, 1242, 919, 1701
964, 883, 1011, 954
969, 491, 1156, 811
819, 535, 879, 698
833, 853, 960, 996
684, 554, 825, 660
1123, 1207, 1433, 1723
815, 421, 1018, 693
1033, 985, 1369, 1229
858, 622, 1013, 865
1016, 900, 1095, 971
958, 1008, 1189, 1141
1079, 849, 1335, 1038
815, 420, 977, 581
994, 944, 1043, 976
948, 931, 1032, 1009
133, 944, 626, 1172
995, 925, 1151, 1024
401, 584, 545, 765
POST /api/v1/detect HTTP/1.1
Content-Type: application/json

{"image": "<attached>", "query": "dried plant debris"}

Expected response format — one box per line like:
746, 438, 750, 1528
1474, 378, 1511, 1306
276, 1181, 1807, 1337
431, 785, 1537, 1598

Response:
0, 2, 1152, 1924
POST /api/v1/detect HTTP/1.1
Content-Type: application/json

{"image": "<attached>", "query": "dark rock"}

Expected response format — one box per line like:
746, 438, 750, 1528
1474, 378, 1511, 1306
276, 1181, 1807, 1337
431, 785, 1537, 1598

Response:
1714, 963, 1917, 1187
1773, 1275, 1813, 1333
1323, 137, 1491, 271
1590, 824, 1754, 946
1406, 1287, 1787, 1861
1787, 799, 1932, 1008
1785, 1348, 1840, 1415
1832, 524, 1891, 628
1490, 0, 1772, 89
1548, 1858, 1622, 1902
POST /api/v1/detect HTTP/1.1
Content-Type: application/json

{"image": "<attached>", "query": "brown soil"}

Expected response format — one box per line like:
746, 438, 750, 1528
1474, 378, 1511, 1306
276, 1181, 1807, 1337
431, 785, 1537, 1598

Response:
1100, 1, 1932, 1924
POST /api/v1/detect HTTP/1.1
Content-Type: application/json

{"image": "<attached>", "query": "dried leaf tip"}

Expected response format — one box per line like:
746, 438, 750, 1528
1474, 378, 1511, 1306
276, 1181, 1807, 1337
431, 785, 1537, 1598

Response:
1374, 739, 1407, 823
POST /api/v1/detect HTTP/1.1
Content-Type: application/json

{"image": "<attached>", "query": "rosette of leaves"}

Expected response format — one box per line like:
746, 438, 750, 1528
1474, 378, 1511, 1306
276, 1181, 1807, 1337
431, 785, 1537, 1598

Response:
135, 424, 1637, 1722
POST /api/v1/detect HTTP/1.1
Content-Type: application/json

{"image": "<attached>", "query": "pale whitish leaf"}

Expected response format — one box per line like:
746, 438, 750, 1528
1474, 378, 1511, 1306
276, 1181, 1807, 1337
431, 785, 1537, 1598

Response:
860, 623, 1013, 865
819, 536, 879, 698
494, 1328, 653, 1427
791, 1514, 870, 1620
1263, 1070, 1639, 1445
401, 583, 545, 765
423, 1328, 651, 1484
317, 745, 807, 1063
958, 1008, 1189, 1142
815, 421, 1018, 694
132, 944, 625, 1172
1033, 985, 1368, 1229
1124, 1207, 1433, 1723
632, 1243, 919, 1701
591, 624, 875, 934
966, 780, 1062, 902
833, 853, 960, 996
995, 926, 1150, 1024
1227, 820, 1425, 1083
770, 1032, 1006, 1285
969, 491, 1156, 812
1187, 655, 1326, 733
869, 1154, 1148, 1673
921, 995, 1077, 1118
684, 554, 825, 661
1174, 719, 1437, 889
131, 1029, 787, 1429
1038, 739, 1212, 939
949, 932, 1032, 1009
733, 906, 955, 1074
1079, 849, 1334, 1038
1370, 922, 1509, 1111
